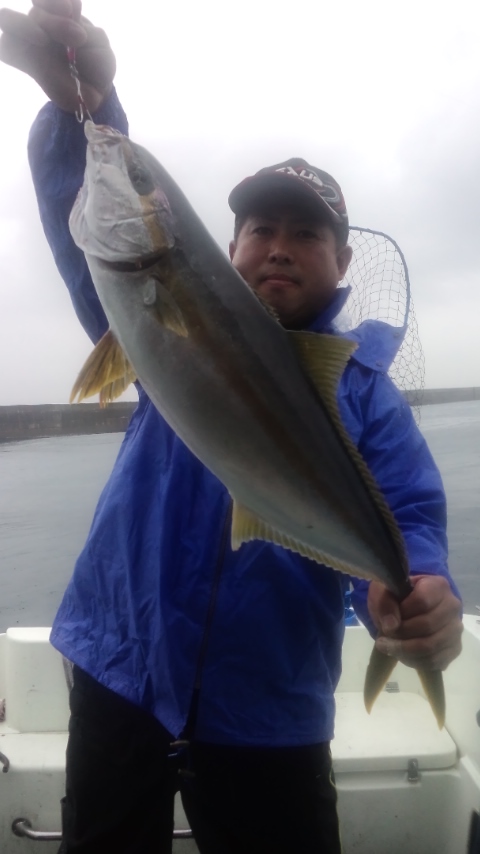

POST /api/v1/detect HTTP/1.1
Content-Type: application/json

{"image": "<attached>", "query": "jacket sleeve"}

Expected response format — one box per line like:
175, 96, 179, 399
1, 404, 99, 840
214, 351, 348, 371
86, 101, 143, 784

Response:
27, 88, 129, 344
344, 364, 462, 635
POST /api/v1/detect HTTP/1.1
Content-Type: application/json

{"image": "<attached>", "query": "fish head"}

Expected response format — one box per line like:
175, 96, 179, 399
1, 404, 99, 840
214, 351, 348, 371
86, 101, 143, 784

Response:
69, 121, 175, 263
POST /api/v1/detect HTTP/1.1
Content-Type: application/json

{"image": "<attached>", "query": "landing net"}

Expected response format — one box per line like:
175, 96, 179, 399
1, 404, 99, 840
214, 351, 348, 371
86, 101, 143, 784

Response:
345, 227, 425, 420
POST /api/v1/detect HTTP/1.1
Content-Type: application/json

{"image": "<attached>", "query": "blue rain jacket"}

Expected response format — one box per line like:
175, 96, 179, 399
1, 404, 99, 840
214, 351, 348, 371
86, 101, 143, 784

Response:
28, 90, 460, 746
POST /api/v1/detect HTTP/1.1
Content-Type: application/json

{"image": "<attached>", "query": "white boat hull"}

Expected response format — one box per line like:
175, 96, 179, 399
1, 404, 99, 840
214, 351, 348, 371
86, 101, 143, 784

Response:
1, 618, 480, 853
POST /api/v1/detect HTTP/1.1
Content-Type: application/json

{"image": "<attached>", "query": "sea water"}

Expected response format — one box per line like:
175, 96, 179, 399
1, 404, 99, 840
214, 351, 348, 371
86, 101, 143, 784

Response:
0, 400, 479, 632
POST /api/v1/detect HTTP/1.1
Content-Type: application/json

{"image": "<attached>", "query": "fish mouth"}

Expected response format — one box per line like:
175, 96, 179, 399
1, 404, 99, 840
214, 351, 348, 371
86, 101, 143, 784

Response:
99, 250, 168, 273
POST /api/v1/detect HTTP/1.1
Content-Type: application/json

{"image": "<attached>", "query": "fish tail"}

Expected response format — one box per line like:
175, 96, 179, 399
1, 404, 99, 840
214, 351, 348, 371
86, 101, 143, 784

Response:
363, 644, 445, 729
416, 668, 446, 729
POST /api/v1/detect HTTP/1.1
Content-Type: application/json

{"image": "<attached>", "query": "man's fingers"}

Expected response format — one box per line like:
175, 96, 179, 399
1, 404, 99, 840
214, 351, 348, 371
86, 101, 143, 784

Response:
32, 0, 74, 16
0, 8, 49, 47
0, 6, 87, 49
398, 575, 453, 620
376, 621, 463, 670
370, 576, 463, 674
367, 581, 402, 634
29, 4, 87, 47
0, 0, 112, 112
393, 599, 462, 641
377, 636, 463, 671
32, 0, 83, 24
71, 0, 82, 21
70, 0, 82, 23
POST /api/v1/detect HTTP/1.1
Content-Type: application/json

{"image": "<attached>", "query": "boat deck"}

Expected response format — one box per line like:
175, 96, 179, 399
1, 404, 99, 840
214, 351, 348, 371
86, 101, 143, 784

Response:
1, 619, 480, 853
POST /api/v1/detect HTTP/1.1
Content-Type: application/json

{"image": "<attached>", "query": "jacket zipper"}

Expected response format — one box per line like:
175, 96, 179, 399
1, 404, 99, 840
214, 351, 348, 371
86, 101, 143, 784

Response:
185, 500, 232, 738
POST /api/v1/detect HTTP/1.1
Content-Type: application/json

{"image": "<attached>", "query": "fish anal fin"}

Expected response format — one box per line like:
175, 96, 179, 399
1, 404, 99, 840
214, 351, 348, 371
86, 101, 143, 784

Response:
70, 328, 136, 406
145, 278, 188, 337
231, 500, 377, 581
364, 644, 446, 729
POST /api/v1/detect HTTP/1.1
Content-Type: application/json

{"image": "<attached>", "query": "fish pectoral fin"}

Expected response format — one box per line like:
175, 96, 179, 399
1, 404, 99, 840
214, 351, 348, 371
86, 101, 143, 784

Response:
364, 644, 446, 729
98, 369, 137, 407
231, 500, 372, 576
147, 279, 188, 337
70, 328, 136, 407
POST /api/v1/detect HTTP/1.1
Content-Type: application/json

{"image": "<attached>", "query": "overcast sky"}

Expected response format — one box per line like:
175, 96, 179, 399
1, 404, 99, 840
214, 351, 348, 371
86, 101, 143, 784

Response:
1, 0, 479, 405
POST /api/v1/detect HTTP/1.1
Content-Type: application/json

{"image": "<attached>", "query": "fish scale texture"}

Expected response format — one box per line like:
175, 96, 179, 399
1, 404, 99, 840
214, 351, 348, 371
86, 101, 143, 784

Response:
27, 89, 460, 746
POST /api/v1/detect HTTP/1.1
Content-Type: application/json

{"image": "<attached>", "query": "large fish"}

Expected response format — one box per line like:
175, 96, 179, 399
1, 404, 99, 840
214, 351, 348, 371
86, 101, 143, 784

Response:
69, 121, 445, 727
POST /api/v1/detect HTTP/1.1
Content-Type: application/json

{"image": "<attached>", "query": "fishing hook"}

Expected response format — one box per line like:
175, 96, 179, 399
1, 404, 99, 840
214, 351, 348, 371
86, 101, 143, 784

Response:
66, 46, 93, 124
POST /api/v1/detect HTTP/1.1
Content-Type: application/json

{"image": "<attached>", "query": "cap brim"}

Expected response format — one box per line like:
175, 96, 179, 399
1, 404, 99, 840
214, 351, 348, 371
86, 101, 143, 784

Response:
228, 172, 339, 226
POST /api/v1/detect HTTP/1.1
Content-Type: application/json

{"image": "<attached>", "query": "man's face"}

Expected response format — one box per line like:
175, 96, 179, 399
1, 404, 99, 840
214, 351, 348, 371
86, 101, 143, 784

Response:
229, 200, 352, 328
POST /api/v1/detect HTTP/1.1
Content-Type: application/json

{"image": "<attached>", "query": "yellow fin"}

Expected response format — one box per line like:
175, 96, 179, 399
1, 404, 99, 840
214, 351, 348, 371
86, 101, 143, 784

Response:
145, 278, 188, 337
70, 329, 136, 406
98, 369, 137, 408
288, 330, 410, 575
288, 330, 358, 396
364, 644, 445, 728
364, 644, 398, 713
231, 500, 379, 581
417, 668, 446, 729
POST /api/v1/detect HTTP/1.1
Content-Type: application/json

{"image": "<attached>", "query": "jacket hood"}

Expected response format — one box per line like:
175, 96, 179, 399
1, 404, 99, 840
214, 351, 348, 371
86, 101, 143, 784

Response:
308, 286, 407, 373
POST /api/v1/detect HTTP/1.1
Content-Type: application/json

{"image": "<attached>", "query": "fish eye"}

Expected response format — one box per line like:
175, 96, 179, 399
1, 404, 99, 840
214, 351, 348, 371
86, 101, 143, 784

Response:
128, 161, 155, 196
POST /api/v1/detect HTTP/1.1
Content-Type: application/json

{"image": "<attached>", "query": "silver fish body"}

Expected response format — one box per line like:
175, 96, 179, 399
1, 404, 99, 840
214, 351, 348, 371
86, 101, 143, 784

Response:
69, 122, 444, 725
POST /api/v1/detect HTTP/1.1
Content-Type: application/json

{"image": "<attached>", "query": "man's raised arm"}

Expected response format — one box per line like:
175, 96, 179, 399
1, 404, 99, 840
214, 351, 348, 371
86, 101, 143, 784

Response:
0, 0, 127, 343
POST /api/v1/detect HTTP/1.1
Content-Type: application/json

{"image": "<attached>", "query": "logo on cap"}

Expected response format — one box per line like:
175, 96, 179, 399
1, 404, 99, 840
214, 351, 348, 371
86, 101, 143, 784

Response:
274, 166, 342, 209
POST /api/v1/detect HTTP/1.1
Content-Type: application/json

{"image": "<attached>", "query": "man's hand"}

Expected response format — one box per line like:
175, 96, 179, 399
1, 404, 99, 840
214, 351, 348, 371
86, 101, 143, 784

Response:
368, 575, 463, 671
0, 0, 116, 114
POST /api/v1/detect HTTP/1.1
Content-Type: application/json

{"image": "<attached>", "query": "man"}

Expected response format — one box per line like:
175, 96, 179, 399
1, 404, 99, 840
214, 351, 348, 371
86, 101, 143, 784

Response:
0, 3, 463, 853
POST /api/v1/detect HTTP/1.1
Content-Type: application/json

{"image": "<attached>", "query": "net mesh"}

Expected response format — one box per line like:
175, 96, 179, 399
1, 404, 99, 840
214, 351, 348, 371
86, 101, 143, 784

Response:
345, 227, 425, 419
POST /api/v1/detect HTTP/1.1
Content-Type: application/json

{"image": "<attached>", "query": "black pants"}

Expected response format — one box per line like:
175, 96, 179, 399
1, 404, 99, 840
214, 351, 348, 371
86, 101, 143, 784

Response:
59, 666, 341, 854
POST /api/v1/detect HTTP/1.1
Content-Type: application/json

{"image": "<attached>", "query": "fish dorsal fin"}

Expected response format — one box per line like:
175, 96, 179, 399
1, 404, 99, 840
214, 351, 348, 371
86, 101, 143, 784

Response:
288, 330, 409, 573
144, 278, 188, 337
70, 328, 136, 407
231, 499, 377, 581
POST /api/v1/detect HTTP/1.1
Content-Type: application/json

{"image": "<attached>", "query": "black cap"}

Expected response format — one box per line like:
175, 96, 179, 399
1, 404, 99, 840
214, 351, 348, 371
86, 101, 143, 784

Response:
228, 158, 349, 243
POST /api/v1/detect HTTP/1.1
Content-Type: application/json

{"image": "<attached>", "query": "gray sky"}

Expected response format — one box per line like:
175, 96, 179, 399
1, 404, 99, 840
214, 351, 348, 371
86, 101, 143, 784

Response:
1, 0, 479, 404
